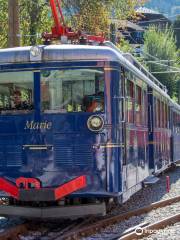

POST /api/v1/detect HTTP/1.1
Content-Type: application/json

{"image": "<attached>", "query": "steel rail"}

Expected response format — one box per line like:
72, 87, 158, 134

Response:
0, 223, 29, 240
58, 195, 180, 240
119, 213, 180, 240
0, 196, 179, 240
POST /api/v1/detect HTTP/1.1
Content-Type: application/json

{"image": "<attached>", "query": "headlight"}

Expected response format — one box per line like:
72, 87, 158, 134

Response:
87, 115, 104, 132
30, 46, 41, 57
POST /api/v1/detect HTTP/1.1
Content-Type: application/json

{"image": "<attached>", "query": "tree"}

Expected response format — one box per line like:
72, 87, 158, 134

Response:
62, 0, 146, 36
19, 0, 52, 46
62, 1, 112, 36
117, 38, 134, 53
0, 0, 146, 47
143, 26, 179, 97
111, 0, 146, 19
8, 0, 20, 47
0, 0, 52, 47
174, 15, 180, 49
0, 0, 8, 48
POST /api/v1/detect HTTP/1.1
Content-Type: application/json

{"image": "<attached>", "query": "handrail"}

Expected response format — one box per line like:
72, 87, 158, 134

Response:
104, 41, 168, 94
123, 53, 168, 93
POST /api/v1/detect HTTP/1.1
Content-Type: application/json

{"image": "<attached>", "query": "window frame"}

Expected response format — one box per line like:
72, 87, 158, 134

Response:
126, 78, 135, 124
0, 70, 35, 115
40, 67, 105, 114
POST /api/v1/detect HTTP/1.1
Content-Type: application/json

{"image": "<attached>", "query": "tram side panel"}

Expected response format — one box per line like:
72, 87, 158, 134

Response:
148, 87, 155, 172
148, 87, 171, 174
172, 109, 180, 163
121, 69, 149, 202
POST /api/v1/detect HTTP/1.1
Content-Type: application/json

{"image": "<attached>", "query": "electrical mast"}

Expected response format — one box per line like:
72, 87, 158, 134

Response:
8, 0, 20, 47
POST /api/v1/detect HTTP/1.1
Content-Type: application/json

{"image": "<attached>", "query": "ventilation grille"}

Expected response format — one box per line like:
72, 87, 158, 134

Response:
6, 145, 22, 167
55, 139, 93, 167
0, 145, 22, 167
55, 143, 74, 165
0, 146, 4, 167
74, 144, 94, 166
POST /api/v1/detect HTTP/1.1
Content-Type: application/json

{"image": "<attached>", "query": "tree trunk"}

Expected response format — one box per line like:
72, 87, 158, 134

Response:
8, 0, 20, 47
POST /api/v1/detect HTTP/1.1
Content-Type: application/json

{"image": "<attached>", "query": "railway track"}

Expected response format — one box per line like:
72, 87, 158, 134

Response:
0, 222, 28, 240
0, 195, 179, 240
0, 216, 97, 240
57, 196, 180, 240
117, 213, 180, 240
58, 195, 180, 240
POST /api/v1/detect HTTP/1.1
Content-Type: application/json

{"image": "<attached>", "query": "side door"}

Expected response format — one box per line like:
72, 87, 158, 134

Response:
123, 71, 138, 192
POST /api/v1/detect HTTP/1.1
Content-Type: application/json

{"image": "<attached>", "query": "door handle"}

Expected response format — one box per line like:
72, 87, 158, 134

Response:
120, 97, 126, 123
23, 145, 53, 150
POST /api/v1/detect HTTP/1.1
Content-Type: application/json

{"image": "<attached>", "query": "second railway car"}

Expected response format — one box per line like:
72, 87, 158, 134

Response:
0, 44, 179, 218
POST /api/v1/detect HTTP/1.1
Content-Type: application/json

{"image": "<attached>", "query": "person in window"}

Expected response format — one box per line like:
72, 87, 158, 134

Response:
83, 92, 104, 112
11, 90, 30, 110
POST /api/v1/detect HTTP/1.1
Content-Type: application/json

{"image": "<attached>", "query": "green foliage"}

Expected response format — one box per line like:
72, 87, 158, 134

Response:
0, 0, 8, 48
0, 0, 52, 47
0, 0, 146, 47
144, 25, 179, 97
62, 0, 146, 35
117, 38, 134, 53
19, 0, 53, 46
174, 15, 180, 48
111, 0, 146, 19
65, 0, 110, 35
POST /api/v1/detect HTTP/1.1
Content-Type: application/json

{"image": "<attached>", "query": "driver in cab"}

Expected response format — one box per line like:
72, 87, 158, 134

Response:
11, 90, 30, 110
83, 92, 104, 112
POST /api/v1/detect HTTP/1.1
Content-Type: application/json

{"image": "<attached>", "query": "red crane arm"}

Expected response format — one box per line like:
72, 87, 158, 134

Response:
43, 0, 105, 44
49, 0, 65, 35
56, 0, 65, 26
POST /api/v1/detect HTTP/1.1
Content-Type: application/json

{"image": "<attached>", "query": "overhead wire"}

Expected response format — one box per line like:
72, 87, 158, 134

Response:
126, 34, 180, 74
145, 61, 180, 71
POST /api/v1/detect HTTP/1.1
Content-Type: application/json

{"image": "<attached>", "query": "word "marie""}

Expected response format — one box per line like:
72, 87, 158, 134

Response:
24, 121, 52, 130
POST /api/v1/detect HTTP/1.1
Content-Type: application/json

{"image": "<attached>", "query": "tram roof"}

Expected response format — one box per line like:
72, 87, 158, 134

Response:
0, 44, 179, 110
0, 45, 123, 63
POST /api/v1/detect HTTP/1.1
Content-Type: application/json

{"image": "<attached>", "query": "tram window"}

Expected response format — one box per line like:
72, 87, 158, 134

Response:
167, 105, 169, 128
164, 103, 167, 128
178, 114, 180, 128
164, 102, 168, 128
174, 112, 176, 129
154, 97, 157, 128
177, 114, 179, 128
164, 102, 166, 128
175, 113, 178, 129
0, 71, 34, 114
126, 80, 134, 123
41, 69, 104, 113
135, 85, 142, 125
177, 114, 178, 128
177, 114, 179, 127
173, 112, 176, 130
143, 90, 147, 126
155, 99, 157, 128
157, 99, 161, 128
161, 102, 164, 128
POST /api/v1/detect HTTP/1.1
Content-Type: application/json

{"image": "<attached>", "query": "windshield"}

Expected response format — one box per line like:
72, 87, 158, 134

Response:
41, 68, 104, 113
0, 71, 34, 115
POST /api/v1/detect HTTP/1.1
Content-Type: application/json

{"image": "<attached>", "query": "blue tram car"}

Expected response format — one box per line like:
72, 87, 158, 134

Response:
0, 44, 179, 218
